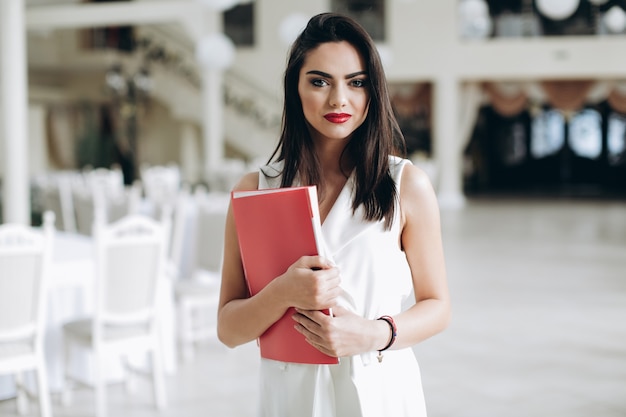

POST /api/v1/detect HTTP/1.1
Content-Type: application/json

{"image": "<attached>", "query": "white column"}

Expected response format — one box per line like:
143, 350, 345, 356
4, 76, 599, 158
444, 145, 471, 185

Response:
1, 0, 30, 224
201, 68, 225, 180
179, 120, 201, 184
433, 75, 466, 209
195, 7, 226, 182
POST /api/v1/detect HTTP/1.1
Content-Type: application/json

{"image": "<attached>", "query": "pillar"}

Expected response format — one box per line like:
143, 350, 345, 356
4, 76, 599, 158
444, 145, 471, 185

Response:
179, 120, 201, 184
433, 75, 466, 209
1, 0, 30, 224
201, 68, 225, 180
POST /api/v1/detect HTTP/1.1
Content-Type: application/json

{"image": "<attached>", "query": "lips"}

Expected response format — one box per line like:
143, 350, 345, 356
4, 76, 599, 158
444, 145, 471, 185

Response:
324, 113, 351, 123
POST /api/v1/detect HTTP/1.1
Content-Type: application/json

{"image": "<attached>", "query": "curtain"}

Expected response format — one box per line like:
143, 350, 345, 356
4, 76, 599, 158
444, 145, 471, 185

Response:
46, 106, 79, 169
607, 82, 626, 115
459, 82, 486, 150
482, 82, 529, 117
540, 79, 595, 112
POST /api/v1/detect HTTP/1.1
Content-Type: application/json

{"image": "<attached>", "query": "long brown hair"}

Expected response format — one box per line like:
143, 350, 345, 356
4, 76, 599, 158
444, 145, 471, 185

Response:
267, 12, 406, 229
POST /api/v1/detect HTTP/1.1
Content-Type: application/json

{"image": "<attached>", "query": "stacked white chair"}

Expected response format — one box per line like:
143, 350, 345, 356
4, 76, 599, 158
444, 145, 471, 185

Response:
61, 213, 169, 417
206, 158, 247, 192
0, 211, 55, 417
36, 171, 81, 233
140, 164, 181, 221
141, 164, 181, 202
168, 185, 229, 361
73, 168, 141, 236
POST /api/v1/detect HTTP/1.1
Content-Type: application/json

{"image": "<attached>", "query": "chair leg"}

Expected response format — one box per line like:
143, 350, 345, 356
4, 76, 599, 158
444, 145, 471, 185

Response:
14, 372, 28, 415
93, 349, 107, 417
36, 356, 53, 417
61, 335, 73, 406
122, 355, 138, 395
178, 300, 195, 362
151, 347, 167, 409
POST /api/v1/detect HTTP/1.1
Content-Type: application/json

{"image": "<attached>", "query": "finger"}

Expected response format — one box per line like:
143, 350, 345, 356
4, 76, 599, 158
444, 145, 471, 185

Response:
295, 321, 323, 345
303, 337, 334, 357
293, 309, 318, 324
295, 308, 333, 325
328, 305, 347, 316
300, 255, 335, 270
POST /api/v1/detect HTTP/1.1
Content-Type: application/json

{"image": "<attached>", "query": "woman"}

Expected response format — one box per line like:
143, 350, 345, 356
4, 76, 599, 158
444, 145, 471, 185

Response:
218, 12, 450, 417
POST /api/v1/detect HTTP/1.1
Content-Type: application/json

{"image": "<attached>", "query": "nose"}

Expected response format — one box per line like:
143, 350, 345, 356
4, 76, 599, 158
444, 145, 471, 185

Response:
329, 84, 348, 108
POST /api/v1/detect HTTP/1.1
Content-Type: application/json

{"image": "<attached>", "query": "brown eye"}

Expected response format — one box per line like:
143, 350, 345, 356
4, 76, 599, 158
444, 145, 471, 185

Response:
312, 79, 328, 87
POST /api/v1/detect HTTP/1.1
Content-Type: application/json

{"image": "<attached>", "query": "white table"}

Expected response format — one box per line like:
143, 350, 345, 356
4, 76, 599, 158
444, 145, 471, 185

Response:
0, 230, 177, 400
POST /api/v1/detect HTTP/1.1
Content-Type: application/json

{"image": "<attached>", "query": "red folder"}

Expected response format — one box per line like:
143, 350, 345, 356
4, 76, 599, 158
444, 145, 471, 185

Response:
231, 186, 338, 364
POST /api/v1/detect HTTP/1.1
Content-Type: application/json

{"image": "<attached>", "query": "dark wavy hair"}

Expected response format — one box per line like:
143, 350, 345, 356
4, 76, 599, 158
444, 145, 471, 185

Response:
267, 12, 406, 229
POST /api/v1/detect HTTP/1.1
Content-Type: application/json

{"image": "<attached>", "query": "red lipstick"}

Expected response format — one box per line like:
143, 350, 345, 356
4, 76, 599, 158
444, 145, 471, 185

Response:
324, 113, 351, 123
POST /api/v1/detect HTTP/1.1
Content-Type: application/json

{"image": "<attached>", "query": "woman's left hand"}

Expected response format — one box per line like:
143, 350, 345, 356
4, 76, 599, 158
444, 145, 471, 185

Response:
292, 305, 386, 357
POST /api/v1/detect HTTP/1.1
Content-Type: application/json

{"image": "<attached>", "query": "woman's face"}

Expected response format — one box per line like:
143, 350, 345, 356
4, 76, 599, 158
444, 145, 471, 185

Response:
298, 41, 370, 143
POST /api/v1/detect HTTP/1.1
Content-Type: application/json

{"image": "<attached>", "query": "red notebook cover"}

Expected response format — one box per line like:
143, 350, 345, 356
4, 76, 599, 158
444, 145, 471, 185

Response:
231, 186, 338, 364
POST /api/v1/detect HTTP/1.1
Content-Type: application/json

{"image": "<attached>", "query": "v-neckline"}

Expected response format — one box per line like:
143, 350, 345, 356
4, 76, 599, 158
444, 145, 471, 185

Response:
320, 170, 354, 226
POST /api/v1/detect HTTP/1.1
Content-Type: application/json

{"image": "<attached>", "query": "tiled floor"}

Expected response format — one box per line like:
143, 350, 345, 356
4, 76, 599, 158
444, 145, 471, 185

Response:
2, 198, 625, 417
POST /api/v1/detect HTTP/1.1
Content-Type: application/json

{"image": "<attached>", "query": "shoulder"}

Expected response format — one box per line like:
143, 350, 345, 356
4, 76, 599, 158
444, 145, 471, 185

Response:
232, 171, 260, 192
400, 162, 434, 196
399, 162, 440, 225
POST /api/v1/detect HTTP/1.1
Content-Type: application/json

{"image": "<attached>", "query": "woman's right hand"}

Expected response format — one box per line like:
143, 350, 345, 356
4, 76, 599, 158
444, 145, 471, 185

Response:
275, 256, 341, 311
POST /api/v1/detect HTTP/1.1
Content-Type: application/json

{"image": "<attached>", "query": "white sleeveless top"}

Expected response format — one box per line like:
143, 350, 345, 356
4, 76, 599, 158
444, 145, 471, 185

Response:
257, 156, 427, 417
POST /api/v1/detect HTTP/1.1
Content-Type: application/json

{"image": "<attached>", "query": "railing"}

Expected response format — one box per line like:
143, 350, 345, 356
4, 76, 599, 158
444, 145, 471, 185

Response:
136, 24, 282, 158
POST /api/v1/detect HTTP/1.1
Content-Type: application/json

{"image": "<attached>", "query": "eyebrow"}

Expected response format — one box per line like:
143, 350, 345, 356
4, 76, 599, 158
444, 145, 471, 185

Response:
305, 70, 368, 79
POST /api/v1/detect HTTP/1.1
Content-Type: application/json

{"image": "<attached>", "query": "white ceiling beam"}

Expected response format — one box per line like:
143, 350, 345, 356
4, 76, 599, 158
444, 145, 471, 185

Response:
25, 1, 203, 31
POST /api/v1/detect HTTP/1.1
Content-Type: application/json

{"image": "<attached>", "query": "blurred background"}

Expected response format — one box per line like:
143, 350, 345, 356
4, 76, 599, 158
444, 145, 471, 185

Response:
0, 1, 625, 417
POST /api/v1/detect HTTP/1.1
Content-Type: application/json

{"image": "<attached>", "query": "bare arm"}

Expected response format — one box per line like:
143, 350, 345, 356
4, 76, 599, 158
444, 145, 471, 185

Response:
390, 163, 451, 348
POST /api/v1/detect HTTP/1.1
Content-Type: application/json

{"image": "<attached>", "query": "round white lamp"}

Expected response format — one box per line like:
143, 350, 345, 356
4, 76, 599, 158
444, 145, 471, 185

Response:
196, 33, 236, 70
604, 6, 626, 33
535, 0, 580, 21
458, 0, 492, 40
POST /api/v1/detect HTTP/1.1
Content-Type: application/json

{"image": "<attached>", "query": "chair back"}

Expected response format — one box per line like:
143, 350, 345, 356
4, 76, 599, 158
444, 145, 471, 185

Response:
0, 212, 54, 345
191, 191, 229, 273
141, 164, 181, 206
73, 180, 142, 236
107, 181, 143, 223
84, 166, 125, 198
167, 184, 191, 278
36, 171, 80, 232
72, 183, 99, 236
93, 214, 168, 328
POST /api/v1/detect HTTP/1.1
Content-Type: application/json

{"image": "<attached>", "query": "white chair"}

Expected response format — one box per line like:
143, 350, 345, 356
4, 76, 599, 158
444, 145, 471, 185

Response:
168, 186, 228, 361
61, 214, 169, 417
83, 166, 125, 199
206, 158, 247, 192
72, 180, 142, 236
72, 183, 101, 236
0, 211, 55, 417
140, 164, 182, 221
141, 164, 181, 202
36, 171, 81, 233
105, 181, 142, 224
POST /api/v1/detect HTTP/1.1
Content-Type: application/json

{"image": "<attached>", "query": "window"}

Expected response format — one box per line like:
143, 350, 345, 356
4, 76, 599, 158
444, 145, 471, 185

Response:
224, 3, 254, 46
530, 108, 565, 159
607, 112, 626, 166
568, 108, 602, 159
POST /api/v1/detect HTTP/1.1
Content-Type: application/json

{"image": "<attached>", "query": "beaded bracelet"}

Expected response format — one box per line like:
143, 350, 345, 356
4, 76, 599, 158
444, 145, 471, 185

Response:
376, 315, 397, 363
